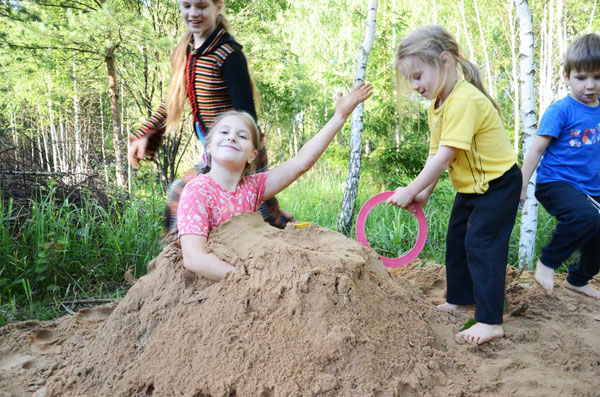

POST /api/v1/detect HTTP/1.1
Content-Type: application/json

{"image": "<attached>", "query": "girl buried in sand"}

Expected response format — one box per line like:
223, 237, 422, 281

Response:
177, 83, 372, 281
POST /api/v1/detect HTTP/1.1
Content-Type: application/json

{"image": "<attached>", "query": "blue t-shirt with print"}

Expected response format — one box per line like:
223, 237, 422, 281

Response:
536, 95, 600, 195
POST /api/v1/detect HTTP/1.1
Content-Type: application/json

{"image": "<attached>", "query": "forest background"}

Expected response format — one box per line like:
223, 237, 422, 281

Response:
0, 0, 598, 324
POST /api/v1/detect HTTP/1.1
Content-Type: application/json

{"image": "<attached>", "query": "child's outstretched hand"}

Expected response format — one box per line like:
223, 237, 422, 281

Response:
335, 82, 373, 118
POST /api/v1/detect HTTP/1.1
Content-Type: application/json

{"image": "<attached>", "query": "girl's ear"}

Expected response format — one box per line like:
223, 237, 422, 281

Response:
247, 149, 257, 165
440, 52, 452, 68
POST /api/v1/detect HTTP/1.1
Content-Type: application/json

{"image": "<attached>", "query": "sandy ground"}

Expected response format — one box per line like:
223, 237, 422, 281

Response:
1, 212, 599, 396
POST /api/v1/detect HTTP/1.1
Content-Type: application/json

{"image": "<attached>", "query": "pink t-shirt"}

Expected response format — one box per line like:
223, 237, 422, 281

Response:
177, 172, 268, 238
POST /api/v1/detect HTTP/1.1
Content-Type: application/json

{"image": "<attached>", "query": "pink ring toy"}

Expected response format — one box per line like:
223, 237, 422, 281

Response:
355, 191, 428, 268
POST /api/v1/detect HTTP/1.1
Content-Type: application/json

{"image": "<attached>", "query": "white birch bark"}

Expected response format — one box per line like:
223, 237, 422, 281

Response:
460, 0, 475, 61
99, 94, 109, 184
36, 125, 43, 169
337, 0, 377, 234
589, 0, 597, 33
73, 60, 82, 179
47, 77, 59, 173
556, 0, 567, 98
473, 0, 494, 96
516, 0, 538, 269
507, 0, 520, 153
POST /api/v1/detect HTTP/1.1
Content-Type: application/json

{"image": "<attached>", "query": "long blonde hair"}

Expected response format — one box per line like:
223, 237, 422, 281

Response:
395, 25, 501, 115
165, 10, 231, 132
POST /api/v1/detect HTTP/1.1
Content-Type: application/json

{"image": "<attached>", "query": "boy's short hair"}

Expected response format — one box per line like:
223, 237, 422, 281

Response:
564, 33, 600, 75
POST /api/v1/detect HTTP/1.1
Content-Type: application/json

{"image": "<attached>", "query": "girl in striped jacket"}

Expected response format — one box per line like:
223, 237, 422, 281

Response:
129, 0, 292, 230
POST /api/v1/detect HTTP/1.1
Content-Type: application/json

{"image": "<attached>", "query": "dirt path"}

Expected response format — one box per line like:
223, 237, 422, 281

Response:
1, 213, 599, 396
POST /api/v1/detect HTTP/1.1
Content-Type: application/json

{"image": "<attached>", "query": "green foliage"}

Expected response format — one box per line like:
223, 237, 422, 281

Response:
0, 184, 163, 324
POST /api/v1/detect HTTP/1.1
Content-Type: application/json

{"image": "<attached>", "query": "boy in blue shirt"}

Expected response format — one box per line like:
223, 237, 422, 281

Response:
520, 33, 600, 298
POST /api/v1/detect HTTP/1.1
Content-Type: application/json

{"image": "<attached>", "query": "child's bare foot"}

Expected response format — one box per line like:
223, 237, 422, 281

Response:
437, 302, 466, 312
564, 280, 600, 299
534, 260, 555, 295
456, 323, 504, 345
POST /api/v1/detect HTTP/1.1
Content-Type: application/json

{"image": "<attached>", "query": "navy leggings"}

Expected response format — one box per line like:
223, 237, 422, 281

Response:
445, 165, 521, 324
535, 181, 600, 287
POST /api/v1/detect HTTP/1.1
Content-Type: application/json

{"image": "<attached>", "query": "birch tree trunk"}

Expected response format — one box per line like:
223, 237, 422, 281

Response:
473, 0, 494, 96
460, 0, 475, 60
73, 60, 83, 179
100, 94, 109, 184
106, 44, 127, 187
589, 0, 597, 33
506, 0, 520, 153
47, 77, 59, 173
337, 0, 377, 234
516, 0, 539, 269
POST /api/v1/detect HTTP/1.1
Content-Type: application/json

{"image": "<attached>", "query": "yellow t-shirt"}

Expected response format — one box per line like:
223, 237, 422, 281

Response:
429, 80, 516, 194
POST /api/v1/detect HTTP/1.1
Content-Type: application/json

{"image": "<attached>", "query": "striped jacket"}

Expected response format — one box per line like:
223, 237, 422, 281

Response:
132, 25, 256, 150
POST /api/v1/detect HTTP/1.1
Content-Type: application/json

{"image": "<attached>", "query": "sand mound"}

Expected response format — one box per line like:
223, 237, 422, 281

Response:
40, 212, 460, 396
3, 212, 600, 396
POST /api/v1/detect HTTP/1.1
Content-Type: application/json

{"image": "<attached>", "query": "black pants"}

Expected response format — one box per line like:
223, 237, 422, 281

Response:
445, 165, 521, 324
536, 181, 600, 287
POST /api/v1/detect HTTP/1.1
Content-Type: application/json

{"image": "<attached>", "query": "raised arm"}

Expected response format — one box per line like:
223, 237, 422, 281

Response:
520, 135, 552, 205
263, 83, 372, 199
180, 234, 236, 281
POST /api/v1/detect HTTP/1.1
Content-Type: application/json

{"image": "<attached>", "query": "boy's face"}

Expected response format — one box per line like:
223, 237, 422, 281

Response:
563, 69, 600, 107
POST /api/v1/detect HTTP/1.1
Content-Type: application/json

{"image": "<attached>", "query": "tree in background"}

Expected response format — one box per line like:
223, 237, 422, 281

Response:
337, 0, 377, 235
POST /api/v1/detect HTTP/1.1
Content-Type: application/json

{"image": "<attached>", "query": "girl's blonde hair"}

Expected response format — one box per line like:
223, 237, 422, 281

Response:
205, 110, 260, 175
165, 3, 230, 132
395, 25, 501, 115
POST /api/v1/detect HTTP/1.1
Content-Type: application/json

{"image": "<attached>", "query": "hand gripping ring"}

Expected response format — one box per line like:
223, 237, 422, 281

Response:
355, 191, 428, 268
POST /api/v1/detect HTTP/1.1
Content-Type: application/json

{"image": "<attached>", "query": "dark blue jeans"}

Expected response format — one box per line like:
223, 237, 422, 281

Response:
535, 181, 600, 287
445, 165, 521, 324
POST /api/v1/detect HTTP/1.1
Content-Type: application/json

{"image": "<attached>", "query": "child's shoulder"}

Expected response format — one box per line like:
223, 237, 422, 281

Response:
240, 172, 268, 187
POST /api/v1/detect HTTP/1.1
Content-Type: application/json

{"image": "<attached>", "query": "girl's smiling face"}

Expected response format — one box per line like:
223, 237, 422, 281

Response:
207, 115, 258, 170
180, 0, 222, 39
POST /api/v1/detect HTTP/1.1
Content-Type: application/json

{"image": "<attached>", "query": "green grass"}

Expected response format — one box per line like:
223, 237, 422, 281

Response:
0, 184, 164, 326
1, 165, 564, 325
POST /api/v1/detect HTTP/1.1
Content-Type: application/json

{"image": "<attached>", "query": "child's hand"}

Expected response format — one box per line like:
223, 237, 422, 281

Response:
129, 135, 149, 168
335, 82, 373, 118
519, 187, 527, 209
386, 186, 416, 209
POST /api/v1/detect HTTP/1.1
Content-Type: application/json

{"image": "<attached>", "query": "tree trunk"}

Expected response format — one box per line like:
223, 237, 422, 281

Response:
589, 0, 597, 33
46, 77, 59, 173
73, 60, 83, 179
507, 0, 520, 153
106, 44, 127, 187
99, 94, 109, 184
473, 0, 494, 96
337, 0, 377, 235
515, 0, 538, 269
460, 0, 475, 60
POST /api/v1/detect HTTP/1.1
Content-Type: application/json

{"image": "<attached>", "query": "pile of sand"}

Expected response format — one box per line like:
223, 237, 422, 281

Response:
2, 212, 600, 396
41, 213, 462, 396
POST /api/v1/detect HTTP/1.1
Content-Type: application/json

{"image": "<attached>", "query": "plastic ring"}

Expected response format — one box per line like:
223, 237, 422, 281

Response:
355, 191, 428, 268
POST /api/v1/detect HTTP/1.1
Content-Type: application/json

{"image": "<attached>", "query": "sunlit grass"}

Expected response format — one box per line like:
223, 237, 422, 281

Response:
1, 166, 562, 324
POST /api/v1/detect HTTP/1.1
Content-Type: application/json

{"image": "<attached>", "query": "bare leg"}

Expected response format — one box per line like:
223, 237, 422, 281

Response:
534, 260, 555, 295
456, 323, 504, 345
564, 280, 600, 299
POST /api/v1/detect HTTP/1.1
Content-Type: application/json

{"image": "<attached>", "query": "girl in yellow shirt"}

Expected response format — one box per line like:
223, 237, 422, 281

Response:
387, 25, 521, 345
